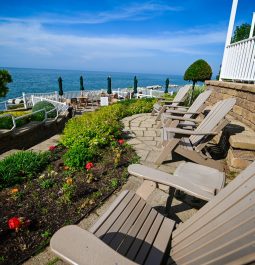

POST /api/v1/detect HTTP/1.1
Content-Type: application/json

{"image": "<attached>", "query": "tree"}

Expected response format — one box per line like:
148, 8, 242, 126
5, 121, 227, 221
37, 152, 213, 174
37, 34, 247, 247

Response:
0, 69, 12, 98
184, 59, 212, 104
231, 23, 251, 43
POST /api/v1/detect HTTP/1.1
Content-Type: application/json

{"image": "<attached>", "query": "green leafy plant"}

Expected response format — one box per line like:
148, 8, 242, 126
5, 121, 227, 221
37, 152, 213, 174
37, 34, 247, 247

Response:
61, 98, 156, 168
60, 182, 76, 203
39, 179, 55, 189
0, 110, 31, 129
110, 178, 119, 189
184, 59, 212, 105
32, 101, 57, 121
183, 86, 205, 106
231, 23, 252, 43
0, 151, 50, 189
0, 69, 12, 98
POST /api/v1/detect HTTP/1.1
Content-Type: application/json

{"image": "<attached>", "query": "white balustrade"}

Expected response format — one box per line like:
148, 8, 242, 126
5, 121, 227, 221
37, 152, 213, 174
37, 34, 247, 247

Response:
220, 37, 255, 82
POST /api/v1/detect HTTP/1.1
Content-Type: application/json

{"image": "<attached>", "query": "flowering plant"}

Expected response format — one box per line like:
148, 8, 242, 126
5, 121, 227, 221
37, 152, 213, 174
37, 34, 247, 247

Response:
49, 145, 56, 151
8, 217, 30, 232
85, 162, 94, 171
118, 139, 125, 145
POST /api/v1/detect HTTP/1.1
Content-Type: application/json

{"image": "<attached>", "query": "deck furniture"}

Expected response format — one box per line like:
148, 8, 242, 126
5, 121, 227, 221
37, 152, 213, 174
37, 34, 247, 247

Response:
152, 85, 191, 121
155, 98, 236, 170
157, 90, 212, 129
128, 162, 225, 201
50, 161, 255, 265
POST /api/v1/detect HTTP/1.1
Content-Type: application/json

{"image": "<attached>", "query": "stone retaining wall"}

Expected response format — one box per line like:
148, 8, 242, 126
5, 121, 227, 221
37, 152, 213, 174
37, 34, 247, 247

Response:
205, 81, 255, 130
205, 81, 255, 172
0, 114, 69, 154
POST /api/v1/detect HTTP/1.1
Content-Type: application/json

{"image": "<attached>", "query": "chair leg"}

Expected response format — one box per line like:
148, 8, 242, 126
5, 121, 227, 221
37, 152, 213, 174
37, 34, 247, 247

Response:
165, 186, 176, 217
155, 139, 180, 165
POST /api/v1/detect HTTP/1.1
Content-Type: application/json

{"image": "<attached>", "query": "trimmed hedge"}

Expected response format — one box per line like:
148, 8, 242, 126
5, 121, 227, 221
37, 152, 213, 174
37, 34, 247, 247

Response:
61, 98, 156, 168
32, 101, 57, 121
0, 151, 50, 189
0, 110, 31, 129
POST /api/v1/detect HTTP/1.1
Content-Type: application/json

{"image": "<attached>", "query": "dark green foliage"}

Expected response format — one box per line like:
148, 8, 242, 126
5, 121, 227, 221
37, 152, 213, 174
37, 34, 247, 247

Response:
32, 101, 57, 121
61, 98, 156, 168
0, 69, 12, 98
184, 59, 212, 104
0, 151, 50, 189
231, 23, 252, 43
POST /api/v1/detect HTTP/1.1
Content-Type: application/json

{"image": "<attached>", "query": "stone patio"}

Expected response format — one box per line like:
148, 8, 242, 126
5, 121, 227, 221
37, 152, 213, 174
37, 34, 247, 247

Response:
23, 113, 198, 265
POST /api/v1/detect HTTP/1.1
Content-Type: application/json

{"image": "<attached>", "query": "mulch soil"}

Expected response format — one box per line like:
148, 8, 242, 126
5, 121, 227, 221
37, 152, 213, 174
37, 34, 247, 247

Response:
0, 144, 138, 265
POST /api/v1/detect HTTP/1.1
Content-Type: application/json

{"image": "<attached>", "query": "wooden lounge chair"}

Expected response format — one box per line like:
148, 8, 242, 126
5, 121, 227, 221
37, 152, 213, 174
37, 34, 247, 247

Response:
128, 162, 225, 201
152, 85, 191, 121
50, 161, 255, 265
156, 98, 236, 170
157, 89, 212, 129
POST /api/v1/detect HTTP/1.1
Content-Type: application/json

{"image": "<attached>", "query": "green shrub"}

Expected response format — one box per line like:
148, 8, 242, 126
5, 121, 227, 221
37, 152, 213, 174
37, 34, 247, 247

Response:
184, 86, 205, 106
0, 151, 50, 189
32, 101, 57, 121
0, 110, 31, 129
61, 98, 156, 168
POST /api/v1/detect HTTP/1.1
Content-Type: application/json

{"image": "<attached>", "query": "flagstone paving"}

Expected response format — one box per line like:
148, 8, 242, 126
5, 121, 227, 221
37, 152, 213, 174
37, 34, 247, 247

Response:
23, 113, 198, 265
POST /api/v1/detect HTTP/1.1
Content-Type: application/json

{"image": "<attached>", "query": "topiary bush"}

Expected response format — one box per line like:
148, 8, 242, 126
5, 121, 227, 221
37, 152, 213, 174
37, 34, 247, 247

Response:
0, 150, 50, 189
61, 98, 156, 168
184, 59, 212, 105
32, 101, 57, 121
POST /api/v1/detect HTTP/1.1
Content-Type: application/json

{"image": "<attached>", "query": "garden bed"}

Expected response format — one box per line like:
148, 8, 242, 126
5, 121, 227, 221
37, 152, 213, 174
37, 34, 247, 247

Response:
0, 144, 138, 265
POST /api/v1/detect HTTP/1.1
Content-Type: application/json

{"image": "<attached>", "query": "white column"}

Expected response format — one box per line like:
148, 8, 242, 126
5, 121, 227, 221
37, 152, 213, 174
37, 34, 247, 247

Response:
220, 0, 239, 80
249, 12, 255, 38
225, 0, 239, 46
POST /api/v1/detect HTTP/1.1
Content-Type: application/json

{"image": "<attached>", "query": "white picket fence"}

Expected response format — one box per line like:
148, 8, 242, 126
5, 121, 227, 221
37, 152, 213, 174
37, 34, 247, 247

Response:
220, 36, 255, 82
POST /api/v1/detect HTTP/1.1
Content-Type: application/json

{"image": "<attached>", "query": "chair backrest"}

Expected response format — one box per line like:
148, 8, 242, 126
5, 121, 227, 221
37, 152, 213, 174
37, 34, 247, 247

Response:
171, 85, 191, 107
171, 161, 255, 265
184, 90, 212, 119
189, 98, 236, 146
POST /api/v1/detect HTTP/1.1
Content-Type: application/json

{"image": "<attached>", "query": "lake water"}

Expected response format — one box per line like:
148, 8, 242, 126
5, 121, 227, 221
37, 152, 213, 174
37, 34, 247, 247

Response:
2, 67, 188, 100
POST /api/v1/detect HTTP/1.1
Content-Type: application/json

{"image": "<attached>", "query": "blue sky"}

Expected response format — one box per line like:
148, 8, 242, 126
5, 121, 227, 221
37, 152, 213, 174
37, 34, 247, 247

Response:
0, 0, 254, 75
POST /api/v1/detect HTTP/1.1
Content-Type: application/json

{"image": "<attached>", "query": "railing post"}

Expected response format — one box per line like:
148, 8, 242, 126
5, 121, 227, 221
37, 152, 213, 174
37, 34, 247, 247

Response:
249, 12, 255, 38
4, 101, 7, 110
55, 91, 59, 102
22, 92, 27, 109
220, 0, 239, 81
31, 95, 34, 106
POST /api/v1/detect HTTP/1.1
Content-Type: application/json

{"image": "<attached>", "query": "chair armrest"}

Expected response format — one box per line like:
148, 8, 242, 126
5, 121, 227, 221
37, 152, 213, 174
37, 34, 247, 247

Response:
163, 115, 199, 123
128, 164, 214, 201
51, 225, 137, 265
165, 110, 200, 115
164, 127, 218, 136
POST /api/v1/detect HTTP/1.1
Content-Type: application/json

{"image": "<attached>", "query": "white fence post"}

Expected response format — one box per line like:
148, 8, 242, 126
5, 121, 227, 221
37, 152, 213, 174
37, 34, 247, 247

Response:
22, 92, 27, 109
249, 12, 255, 38
55, 91, 59, 102
31, 95, 34, 106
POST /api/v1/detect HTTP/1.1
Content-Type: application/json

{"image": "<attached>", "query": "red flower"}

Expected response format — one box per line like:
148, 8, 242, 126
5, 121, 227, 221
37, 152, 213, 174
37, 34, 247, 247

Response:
8, 217, 21, 230
118, 139, 125, 145
85, 162, 94, 171
49, 145, 56, 151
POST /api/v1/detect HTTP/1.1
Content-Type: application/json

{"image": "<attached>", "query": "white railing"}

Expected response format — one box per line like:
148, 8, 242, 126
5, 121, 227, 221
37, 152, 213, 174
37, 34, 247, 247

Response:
220, 36, 255, 82
32, 96, 69, 113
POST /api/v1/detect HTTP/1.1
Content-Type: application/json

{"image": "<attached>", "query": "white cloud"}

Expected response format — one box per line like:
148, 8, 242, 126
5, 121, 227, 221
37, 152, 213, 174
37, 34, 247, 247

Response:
0, 2, 182, 25
0, 20, 226, 73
